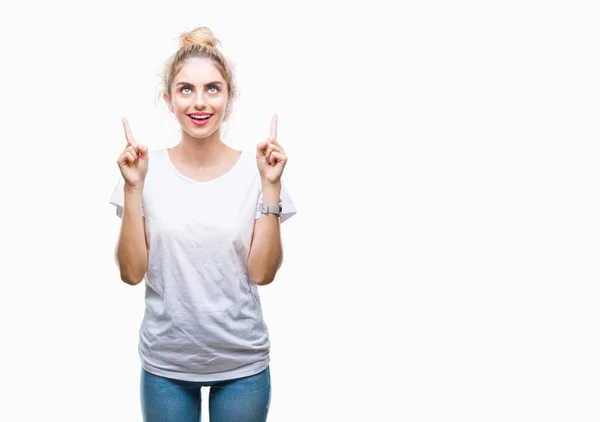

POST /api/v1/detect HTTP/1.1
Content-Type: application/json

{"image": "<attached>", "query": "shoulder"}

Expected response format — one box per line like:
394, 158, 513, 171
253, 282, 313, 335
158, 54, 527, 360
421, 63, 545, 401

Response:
227, 148, 261, 189
239, 148, 255, 160
139, 148, 169, 187
147, 148, 168, 171
238, 149, 259, 173
149, 147, 167, 161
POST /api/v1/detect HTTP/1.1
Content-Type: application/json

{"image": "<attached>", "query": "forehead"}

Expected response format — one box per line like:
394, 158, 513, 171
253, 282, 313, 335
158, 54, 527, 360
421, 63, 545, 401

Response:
173, 57, 224, 84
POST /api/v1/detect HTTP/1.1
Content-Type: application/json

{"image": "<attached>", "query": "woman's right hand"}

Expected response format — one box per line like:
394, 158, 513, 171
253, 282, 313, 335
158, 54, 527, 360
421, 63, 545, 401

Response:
117, 117, 148, 189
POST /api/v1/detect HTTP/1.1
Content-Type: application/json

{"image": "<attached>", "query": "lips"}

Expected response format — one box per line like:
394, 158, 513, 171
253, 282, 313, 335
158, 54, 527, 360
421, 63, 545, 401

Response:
188, 114, 212, 126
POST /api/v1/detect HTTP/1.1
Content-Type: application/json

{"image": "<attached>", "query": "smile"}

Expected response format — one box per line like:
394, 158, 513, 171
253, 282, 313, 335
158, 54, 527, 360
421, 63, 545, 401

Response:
188, 115, 212, 126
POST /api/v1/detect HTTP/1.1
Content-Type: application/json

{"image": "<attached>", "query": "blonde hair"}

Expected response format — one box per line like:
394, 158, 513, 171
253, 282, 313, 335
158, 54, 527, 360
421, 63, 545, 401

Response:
162, 26, 237, 121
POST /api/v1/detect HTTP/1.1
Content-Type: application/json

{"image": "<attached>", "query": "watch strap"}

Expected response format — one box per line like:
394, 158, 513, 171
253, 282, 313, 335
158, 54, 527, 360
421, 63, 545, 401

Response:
260, 203, 282, 215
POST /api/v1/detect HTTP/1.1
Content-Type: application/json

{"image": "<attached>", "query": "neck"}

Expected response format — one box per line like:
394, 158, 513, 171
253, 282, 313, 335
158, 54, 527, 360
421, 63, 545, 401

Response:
175, 129, 227, 167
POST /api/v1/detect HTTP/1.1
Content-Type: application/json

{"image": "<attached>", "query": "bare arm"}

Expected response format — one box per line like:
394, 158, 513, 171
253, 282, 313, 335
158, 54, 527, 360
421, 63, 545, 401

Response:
116, 186, 148, 285
115, 117, 149, 286
248, 184, 283, 286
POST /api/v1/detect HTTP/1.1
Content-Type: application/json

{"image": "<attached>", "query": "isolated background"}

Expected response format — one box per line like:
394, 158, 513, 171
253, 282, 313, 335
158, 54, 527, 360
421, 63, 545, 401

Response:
0, 0, 598, 421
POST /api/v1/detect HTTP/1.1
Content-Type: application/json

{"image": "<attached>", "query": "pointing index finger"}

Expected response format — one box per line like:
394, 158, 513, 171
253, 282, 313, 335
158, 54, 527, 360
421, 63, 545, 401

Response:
121, 117, 137, 147
269, 113, 278, 142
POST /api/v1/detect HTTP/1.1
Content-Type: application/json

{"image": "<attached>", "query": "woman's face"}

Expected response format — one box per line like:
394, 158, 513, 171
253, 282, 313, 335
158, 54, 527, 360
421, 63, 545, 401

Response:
165, 57, 231, 139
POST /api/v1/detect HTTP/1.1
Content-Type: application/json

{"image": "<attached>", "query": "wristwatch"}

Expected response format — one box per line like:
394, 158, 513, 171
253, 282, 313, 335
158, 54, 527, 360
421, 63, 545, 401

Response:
260, 200, 282, 217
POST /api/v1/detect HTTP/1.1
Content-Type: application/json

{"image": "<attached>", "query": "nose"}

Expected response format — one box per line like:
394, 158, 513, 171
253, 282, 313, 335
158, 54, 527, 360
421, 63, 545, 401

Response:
193, 92, 207, 109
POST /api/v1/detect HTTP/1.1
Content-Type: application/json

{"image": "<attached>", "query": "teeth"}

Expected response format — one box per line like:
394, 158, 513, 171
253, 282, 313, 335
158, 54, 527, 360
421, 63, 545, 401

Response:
190, 115, 210, 120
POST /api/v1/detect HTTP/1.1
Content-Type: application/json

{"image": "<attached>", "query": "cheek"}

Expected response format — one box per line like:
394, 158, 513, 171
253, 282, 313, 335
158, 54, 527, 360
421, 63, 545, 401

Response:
171, 94, 192, 109
209, 94, 227, 108
172, 99, 186, 112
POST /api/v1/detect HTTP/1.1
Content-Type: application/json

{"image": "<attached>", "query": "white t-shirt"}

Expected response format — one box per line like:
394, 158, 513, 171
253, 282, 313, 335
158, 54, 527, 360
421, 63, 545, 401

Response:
109, 148, 297, 382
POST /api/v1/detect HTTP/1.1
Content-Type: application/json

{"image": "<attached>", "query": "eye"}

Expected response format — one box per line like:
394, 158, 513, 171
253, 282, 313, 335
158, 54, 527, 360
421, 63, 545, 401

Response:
208, 85, 220, 94
180, 87, 192, 94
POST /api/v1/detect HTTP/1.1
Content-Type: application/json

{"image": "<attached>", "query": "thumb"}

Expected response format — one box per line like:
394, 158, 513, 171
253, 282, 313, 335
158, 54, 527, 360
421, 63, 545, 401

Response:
136, 144, 148, 157
256, 141, 268, 156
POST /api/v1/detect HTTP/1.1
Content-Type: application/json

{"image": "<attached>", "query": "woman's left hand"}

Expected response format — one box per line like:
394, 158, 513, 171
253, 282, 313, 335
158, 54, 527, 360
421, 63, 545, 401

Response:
256, 114, 288, 186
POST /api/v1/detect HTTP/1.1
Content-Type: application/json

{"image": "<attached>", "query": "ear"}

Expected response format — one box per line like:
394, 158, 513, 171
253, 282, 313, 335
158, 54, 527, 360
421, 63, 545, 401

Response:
225, 90, 235, 116
163, 92, 174, 113
228, 90, 235, 108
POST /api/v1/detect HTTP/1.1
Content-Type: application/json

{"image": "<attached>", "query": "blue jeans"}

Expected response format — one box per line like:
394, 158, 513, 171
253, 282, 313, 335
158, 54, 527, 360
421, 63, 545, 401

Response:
140, 366, 271, 422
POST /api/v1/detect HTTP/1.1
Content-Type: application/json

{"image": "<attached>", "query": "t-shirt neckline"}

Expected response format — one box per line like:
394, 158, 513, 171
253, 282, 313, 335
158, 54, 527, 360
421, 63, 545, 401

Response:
164, 148, 244, 185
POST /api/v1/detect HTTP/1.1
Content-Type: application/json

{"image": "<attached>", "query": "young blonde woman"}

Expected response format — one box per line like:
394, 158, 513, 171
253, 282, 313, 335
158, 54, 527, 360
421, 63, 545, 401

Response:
110, 26, 297, 422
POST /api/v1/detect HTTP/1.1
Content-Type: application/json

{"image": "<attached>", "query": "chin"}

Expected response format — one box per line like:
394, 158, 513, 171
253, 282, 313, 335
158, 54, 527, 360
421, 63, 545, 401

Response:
185, 126, 218, 140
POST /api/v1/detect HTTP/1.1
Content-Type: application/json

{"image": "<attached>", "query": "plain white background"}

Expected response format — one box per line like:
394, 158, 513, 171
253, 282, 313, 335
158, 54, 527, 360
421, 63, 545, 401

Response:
0, 0, 599, 420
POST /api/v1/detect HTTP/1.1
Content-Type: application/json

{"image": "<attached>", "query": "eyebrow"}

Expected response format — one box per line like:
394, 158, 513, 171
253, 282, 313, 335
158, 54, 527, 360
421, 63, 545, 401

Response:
175, 81, 223, 87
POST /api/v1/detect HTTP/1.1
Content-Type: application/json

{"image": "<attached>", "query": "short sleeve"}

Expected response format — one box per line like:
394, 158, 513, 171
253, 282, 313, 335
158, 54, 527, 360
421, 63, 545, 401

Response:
255, 180, 297, 224
109, 175, 145, 219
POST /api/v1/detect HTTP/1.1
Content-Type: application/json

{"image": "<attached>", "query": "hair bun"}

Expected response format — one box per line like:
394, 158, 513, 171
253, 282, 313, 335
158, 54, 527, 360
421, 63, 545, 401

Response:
179, 26, 219, 49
